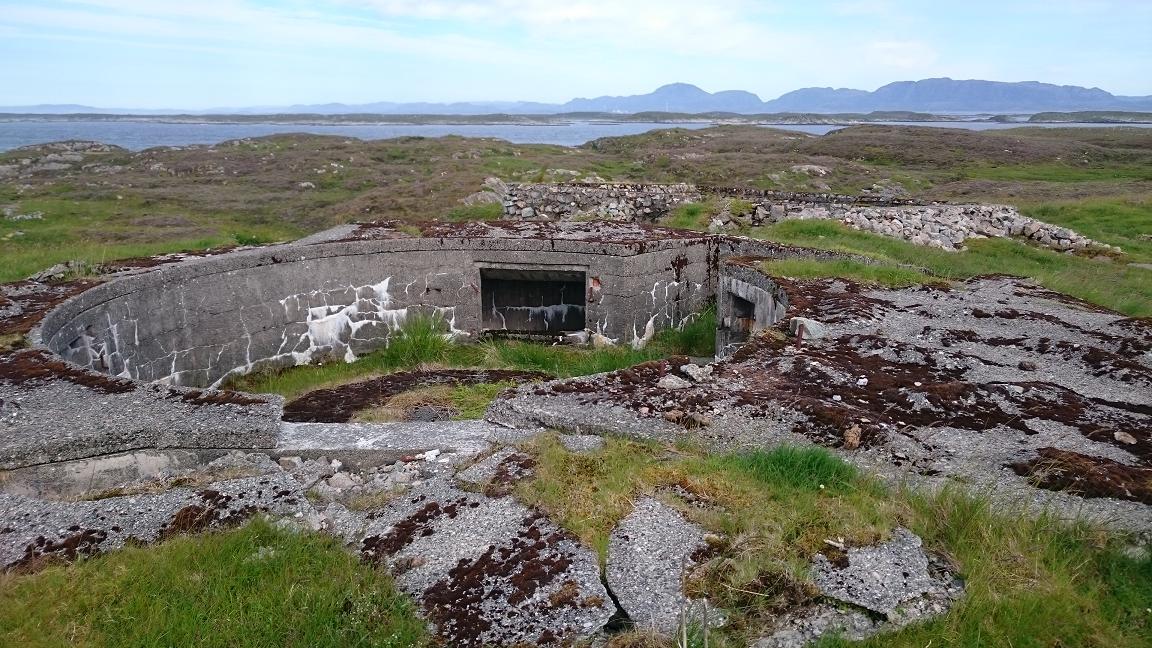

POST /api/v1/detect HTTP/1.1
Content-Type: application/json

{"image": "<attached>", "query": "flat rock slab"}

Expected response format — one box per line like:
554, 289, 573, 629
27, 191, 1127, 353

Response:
277, 420, 536, 464
0, 472, 312, 568
559, 433, 606, 453
606, 497, 710, 633
359, 477, 613, 646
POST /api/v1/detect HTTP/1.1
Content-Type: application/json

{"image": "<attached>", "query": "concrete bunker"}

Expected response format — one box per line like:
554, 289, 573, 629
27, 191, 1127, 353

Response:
33, 222, 731, 390
480, 266, 586, 333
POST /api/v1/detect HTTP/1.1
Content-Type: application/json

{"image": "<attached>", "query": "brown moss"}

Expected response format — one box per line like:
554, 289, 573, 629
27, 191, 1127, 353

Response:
284, 369, 549, 423
1010, 448, 1152, 504
0, 349, 136, 394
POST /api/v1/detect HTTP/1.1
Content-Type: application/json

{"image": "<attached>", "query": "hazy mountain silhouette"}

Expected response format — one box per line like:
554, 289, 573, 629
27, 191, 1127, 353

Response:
3, 79, 1150, 115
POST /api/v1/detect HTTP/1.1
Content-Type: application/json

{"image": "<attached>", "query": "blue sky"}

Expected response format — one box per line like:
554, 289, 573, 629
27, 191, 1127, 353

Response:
1, 0, 1149, 108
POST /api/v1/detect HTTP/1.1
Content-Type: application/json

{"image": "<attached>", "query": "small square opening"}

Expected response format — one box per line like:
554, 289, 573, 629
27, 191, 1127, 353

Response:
481, 268, 586, 332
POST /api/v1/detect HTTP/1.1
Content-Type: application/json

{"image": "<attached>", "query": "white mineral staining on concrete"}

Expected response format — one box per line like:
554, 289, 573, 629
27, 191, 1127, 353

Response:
208, 278, 408, 387
606, 497, 713, 633
632, 314, 657, 350
280, 277, 406, 364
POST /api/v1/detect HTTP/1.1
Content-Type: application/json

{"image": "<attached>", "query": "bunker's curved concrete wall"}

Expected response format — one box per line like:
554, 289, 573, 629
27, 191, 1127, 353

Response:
38, 236, 716, 388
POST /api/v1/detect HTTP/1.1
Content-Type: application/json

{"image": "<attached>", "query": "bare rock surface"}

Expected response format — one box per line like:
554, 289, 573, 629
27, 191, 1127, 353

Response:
359, 477, 614, 646
491, 276, 1152, 530
606, 497, 711, 633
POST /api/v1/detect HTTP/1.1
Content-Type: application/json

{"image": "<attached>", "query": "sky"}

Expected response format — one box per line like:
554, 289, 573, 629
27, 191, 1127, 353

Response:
1, 0, 1150, 109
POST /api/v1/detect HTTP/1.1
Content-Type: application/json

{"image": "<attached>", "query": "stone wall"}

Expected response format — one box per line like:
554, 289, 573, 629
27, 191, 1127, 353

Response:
500, 182, 700, 220
726, 201, 1104, 252
493, 181, 1113, 253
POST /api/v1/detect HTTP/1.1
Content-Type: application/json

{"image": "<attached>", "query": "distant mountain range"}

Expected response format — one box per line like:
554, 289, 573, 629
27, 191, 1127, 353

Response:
5, 79, 1152, 115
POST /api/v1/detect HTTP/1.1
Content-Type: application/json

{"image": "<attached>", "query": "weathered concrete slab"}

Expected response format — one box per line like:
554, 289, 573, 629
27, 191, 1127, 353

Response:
0, 472, 312, 568
277, 420, 538, 464
456, 447, 537, 496
0, 358, 281, 470
358, 477, 614, 646
0, 449, 223, 499
558, 433, 606, 453
811, 528, 937, 617
754, 528, 963, 648
751, 603, 881, 648
606, 497, 711, 633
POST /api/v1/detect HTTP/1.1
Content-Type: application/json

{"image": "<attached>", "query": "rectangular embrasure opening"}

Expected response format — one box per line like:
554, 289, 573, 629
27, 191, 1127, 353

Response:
480, 268, 586, 332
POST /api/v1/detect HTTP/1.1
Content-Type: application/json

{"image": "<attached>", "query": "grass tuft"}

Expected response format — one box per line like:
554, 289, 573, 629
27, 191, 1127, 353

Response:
760, 258, 943, 288
0, 518, 426, 648
712, 446, 858, 492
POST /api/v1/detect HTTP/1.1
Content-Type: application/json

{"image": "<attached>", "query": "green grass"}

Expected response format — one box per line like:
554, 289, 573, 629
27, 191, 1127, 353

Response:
516, 437, 1152, 648
964, 163, 1152, 183
0, 196, 301, 282
444, 202, 503, 222
760, 258, 943, 288
662, 202, 715, 231
752, 219, 1152, 316
655, 306, 716, 357
714, 446, 859, 491
0, 519, 426, 648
